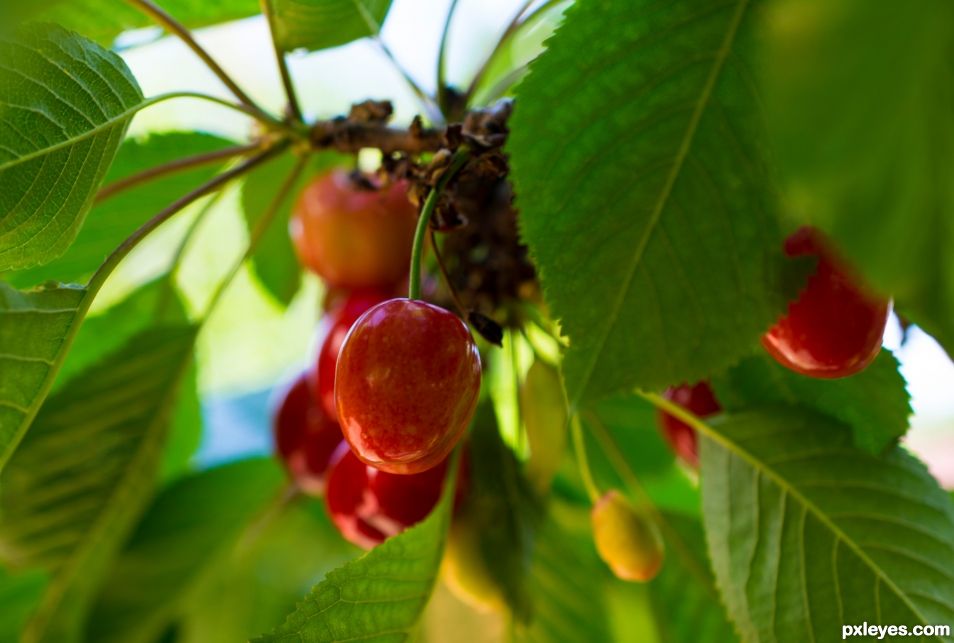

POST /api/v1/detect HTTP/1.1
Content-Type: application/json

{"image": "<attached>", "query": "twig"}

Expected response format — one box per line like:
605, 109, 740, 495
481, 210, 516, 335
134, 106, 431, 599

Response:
260, 0, 304, 123
203, 153, 309, 318
374, 37, 443, 124
96, 142, 262, 203
309, 118, 445, 154
125, 0, 275, 125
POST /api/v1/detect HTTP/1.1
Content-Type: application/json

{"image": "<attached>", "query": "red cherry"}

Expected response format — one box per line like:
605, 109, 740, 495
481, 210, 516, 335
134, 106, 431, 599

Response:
762, 227, 890, 378
272, 372, 343, 496
658, 382, 720, 468
316, 288, 391, 420
290, 170, 417, 289
335, 299, 481, 474
325, 443, 452, 549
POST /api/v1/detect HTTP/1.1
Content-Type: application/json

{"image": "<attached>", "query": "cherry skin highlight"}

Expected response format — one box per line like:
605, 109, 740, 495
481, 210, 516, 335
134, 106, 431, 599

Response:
324, 443, 451, 549
762, 227, 890, 379
658, 382, 720, 468
335, 299, 481, 474
316, 288, 391, 420
272, 372, 343, 496
290, 170, 417, 289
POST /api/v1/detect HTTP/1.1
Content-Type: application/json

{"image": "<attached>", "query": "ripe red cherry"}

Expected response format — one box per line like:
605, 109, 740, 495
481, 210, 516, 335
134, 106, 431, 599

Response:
762, 227, 890, 378
335, 299, 481, 474
272, 372, 343, 496
325, 443, 451, 549
290, 170, 417, 289
316, 288, 391, 420
658, 382, 720, 468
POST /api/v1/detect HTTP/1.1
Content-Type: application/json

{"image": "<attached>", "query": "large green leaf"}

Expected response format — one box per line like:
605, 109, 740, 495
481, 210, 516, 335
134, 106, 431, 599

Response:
10, 132, 236, 289
0, 23, 143, 271
253, 454, 459, 642
0, 326, 198, 643
514, 502, 613, 643
649, 512, 737, 643
37, 1, 260, 46
509, 0, 801, 406
0, 283, 88, 474
712, 351, 911, 454
87, 459, 285, 643
266, 0, 393, 52
701, 408, 954, 641
764, 0, 954, 356
0, 568, 46, 642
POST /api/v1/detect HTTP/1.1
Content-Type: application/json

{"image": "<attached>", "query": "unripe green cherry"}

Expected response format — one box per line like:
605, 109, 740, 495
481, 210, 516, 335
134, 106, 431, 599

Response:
591, 490, 664, 582
520, 360, 568, 493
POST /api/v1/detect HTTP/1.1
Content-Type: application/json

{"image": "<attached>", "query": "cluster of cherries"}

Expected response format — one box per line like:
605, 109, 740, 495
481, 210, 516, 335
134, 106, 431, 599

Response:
658, 226, 892, 466
273, 169, 481, 549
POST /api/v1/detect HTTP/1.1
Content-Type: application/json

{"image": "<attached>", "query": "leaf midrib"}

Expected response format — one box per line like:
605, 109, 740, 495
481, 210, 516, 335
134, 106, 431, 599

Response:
570, 0, 750, 408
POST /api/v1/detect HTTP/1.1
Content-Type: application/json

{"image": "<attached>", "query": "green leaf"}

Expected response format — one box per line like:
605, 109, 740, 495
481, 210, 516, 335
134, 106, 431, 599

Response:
0, 568, 46, 642
0, 326, 198, 643
58, 278, 202, 480
266, 0, 393, 52
464, 402, 542, 621
0, 23, 144, 271
650, 512, 737, 643
701, 407, 954, 641
0, 282, 88, 475
253, 454, 458, 643
712, 351, 912, 454
509, 0, 801, 406
9, 132, 237, 289
514, 502, 613, 643
240, 154, 340, 307
87, 459, 286, 643
764, 0, 954, 356
37, 1, 260, 46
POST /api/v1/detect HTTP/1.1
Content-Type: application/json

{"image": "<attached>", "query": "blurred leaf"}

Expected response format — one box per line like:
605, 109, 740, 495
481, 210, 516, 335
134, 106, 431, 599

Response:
87, 458, 285, 643
509, 0, 801, 406
701, 407, 954, 641
0, 24, 143, 271
37, 1, 260, 46
514, 502, 613, 643
713, 351, 911, 454
253, 454, 459, 642
0, 568, 46, 642
179, 501, 356, 643
241, 153, 339, 307
266, 0, 393, 52
465, 401, 542, 621
58, 278, 202, 481
0, 327, 198, 643
764, 0, 954, 356
10, 133, 237, 289
0, 283, 88, 475
649, 512, 736, 643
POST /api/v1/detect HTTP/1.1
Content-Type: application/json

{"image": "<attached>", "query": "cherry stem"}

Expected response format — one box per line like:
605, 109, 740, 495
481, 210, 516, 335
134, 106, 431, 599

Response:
428, 229, 468, 316
203, 152, 309, 319
125, 0, 277, 126
96, 142, 263, 203
436, 0, 462, 116
259, 0, 304, 124
374, 37, 443, 124
408, 149, 470, 301
570, 414, 600, 503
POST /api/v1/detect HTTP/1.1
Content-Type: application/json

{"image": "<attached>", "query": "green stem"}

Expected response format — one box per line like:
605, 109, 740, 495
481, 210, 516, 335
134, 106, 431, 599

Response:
585, 411, 655, 511
96, 142, 263, 203
436, 0, 462, 116
260, 0, 304, 124
571, 414, 600, 503
125, 0, 275, 124
408, 150, 470, 300
374, 37, 443, 124
202, 153, 309, 319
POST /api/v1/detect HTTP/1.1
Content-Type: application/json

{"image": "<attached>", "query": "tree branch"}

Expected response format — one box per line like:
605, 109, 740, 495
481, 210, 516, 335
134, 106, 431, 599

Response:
309, 119, 445, 155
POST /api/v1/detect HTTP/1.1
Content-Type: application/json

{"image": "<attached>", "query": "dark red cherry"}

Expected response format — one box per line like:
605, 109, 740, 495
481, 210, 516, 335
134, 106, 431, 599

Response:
762, 227, 891, 378
324, 443, 452, 549
272, 372, 343, 496
316, 288, 391, 420
335, 299, 481, 474
658, 382, 720, 468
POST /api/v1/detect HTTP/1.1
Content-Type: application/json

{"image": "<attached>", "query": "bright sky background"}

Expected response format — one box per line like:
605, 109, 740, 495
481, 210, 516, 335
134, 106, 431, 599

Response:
110, 0, 954, 485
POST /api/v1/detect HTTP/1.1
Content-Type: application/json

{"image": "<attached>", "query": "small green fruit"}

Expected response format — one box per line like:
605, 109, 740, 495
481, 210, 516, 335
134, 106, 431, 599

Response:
520, 360, 568, 493
591, 490, 664, 582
